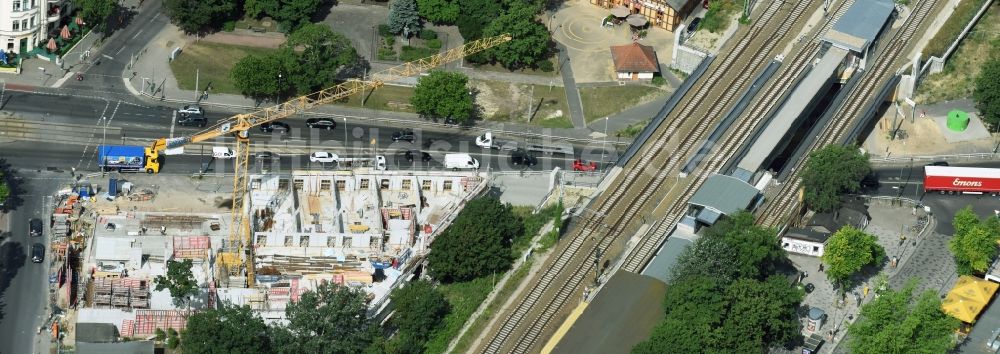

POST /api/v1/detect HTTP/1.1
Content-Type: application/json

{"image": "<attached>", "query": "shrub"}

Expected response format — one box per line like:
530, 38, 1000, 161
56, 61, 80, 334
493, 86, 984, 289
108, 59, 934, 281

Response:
378, 47, 397, 61
400, 45, 437, 61
924, 0, 987, 58
419, 28, 438, 40
378, 24, 393, 37
383, 35, 395, 47
222, 20, 236, 32
426, 38, 442, 51
651, 75, 666, 86
536, 59, 554, 72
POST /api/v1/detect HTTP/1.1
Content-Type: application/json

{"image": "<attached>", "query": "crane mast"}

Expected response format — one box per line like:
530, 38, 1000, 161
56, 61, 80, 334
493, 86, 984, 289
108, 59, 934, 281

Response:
150, 34, 512, 287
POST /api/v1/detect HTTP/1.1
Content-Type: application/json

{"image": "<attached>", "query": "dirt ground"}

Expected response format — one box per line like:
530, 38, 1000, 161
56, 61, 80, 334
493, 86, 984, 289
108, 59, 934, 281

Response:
201, 30, 286, 49
864, 103, 996, 157
472, 80, 569, 125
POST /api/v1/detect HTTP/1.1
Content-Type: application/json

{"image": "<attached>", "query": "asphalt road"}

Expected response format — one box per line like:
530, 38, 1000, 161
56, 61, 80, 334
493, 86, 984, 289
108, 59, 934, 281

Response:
0, 172, 64, 354
868, 161, 1000, 234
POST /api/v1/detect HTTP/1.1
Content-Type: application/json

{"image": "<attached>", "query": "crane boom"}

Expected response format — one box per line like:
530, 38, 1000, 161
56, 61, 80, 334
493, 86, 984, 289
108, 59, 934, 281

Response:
154, 34, 511, 288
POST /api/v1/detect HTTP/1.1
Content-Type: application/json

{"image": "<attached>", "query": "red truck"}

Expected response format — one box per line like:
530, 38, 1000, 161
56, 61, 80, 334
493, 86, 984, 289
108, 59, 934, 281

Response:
924, 166, 1000, 195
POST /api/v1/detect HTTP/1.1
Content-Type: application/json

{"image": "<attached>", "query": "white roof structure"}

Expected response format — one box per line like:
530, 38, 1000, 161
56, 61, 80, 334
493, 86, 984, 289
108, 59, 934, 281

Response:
924, 166, 1000, 178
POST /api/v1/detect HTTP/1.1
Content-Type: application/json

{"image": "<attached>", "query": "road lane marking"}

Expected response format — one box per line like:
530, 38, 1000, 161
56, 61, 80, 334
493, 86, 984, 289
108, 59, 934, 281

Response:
130, 28, 145, 41
170, 110, 177, 138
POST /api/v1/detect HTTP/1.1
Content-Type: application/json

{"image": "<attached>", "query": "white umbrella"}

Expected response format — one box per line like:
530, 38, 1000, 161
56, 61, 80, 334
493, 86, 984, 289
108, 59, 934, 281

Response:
626, 14, 648, 27
611, 6, 630, 17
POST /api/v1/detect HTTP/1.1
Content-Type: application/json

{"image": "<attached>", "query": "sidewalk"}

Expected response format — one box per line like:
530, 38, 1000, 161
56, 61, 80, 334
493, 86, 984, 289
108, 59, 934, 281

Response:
0, 27, 102, 89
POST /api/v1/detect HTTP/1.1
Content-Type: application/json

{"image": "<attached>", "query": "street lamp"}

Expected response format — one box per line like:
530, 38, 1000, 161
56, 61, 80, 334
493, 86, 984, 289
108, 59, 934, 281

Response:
600, 117, 608, 165
277, 73, 283, 104
343, 117, 348, 149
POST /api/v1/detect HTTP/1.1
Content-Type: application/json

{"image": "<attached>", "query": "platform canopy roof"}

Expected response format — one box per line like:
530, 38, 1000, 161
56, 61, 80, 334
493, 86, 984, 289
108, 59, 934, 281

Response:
689, 174, 759, 217
823, 0, 895, 53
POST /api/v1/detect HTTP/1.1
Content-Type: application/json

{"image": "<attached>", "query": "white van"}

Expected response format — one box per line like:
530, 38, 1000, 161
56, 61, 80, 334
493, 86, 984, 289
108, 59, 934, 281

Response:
444, 153, 480, 170
212, 146, 235, 159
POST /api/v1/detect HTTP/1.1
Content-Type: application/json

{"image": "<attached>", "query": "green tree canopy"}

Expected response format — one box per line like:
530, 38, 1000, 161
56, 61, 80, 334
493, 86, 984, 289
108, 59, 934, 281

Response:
183, 304, 271, 354
230, 49, 297, 101
481, 2, 550, 69
163, 0, 237, 34
74, 0, 117, 28
154, 259, 199, 307
0, 172, 9, 206
284, 24, 360, 93
274, 281, 375, 354
948, 206, 1000, 275
633, 276, 803, 353
802, 145, 871, 212
672, 212, 786, 283
973, 56, 1000, 129
848, 281, 959, 354
454, 0, 502, 41
427, 197, 521, 282
387, 0, 422, 36
417, 0, 459, 24
243, 0, 322, 31
821, 226, 885, 289
390, 280, 449, 343
411, 71, 474, 123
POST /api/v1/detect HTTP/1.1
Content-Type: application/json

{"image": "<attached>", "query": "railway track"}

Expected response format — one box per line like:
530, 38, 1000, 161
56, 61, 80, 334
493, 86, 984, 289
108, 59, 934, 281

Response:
478, 1, 819, 353
620, 0, 857, 272
757, 0, 941, 227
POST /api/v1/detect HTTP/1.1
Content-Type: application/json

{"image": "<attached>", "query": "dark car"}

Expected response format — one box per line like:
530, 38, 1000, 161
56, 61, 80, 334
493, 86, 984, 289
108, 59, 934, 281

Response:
306, 118, 336, 130
687, 17, 701, 34
177, 114, 208, 127
510, 149, 537, 167
926, 161, 949, 166
29, 218, 43, 237
392, 130, 415, 142
259, 121, 291, 134
861, 173, 880, 190
31, 243, 44, 263
255, 151, 277, 161
404, 150, 433, 163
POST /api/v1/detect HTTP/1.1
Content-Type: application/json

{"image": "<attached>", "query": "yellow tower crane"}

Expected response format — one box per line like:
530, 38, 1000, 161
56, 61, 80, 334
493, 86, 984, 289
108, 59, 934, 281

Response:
149, 34, 512, 287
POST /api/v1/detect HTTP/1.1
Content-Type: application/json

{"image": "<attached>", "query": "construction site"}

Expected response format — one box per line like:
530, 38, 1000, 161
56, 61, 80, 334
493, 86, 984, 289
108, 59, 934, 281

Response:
43, 168, 485, 345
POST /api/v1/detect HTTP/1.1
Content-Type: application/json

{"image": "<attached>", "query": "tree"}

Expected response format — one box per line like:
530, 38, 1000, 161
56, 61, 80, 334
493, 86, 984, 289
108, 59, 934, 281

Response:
417, 0, 459, 24
973, 56, 1000, 129
272, 0, 324, 32
801, 145, 871, 212
848, 281, 959, 354
454, 0, 502, 41
0, 173, 9, 206
948, 206, 1000, 275
822, 226, 885, 290
154, 259, 199, 307
74, 0, 117, 27
163, 0, 237, 34
633, 276, 802, 353
387, 0, 421, 36
672, 212, 785, 283
481, 2, 550, 69
284, 24, 360, 93
427, 197, 521, 282
183, 304, 271, 354
411, 71, 474, 123
243, 0, 277, 19
230, 49, 297, 101
275, 281, 375, 354
390, 280, 449, 343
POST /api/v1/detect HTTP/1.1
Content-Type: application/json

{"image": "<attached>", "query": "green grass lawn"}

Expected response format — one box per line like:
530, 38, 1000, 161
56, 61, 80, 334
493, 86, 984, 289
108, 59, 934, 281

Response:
331, 85, 417, 112
169, 42, 278, 95
424, 276, 494, 354
580, 85, 667, 123
448, 259, 534, 354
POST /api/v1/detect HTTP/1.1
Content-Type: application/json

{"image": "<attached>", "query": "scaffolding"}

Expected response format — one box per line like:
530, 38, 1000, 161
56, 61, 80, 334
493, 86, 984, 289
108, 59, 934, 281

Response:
173, 236, 211, 259
141, 215, 212, 232
130, 310, 189, 336
90, 278, 149, 309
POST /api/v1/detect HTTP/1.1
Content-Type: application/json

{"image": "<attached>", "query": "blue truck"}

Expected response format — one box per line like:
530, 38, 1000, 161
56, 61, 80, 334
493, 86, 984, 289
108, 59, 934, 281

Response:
97, 145, 160, 173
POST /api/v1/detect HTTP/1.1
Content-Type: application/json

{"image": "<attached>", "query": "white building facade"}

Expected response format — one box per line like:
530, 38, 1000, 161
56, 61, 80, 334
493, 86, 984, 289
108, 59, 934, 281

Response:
0, 0, 70, 55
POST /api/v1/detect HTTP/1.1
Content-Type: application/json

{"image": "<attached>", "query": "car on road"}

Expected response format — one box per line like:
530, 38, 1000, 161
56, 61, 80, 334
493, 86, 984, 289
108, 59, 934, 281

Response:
255, 151, 277, 160
31, 243, 44, 263
29, 218, 43, 237
572, 159, 598, 172
392, 130, 415, 142
306, 118, 336, 130
177, 105, 203, 116
259, 121, 291, 134
510, 149, 537, 167
927, 161, 949, 167
404, 150, 432, 163
309, 151, 338, 163
177, 114, 208, 127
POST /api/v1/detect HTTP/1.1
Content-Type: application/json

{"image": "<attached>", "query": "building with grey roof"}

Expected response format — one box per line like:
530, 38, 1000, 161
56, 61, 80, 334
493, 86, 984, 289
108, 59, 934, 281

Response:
822, 0, 895, 69
679, 174, 760, 231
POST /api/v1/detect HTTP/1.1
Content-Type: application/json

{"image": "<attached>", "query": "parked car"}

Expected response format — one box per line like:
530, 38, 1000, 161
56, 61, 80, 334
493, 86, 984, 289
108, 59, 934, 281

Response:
926, 161, 949, 166
306, 118, 336, 130
404, 150, 432, 163
572, 159, 598, 172
687, 17, 702, 34
29, 218, 43, 237
31, 243, 44, 263
259, 121, 291, 134
510, 149, 537, 167
177, 105, 203, 116
310, 151, 338, 163
177, 114, 208, 127
392, 130, 415, 142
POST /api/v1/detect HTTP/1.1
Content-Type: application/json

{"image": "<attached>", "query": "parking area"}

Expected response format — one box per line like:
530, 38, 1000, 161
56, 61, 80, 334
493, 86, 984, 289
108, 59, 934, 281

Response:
551, 0, 676, 83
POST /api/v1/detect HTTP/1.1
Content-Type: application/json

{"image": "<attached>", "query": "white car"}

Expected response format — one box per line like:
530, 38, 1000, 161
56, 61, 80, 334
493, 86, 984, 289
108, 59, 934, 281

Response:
177, 105, 203, 115
309, 151, 338, 163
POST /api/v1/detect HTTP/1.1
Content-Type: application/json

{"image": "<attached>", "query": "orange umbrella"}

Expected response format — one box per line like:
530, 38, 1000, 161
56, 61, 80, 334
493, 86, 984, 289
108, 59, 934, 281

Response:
60, 25, 71, 40
75, 16, 84, 26
46, 38, 57, 52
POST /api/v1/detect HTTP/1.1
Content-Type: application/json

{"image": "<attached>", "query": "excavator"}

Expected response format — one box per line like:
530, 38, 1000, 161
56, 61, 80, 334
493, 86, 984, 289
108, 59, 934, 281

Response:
147, 34, 512, 287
